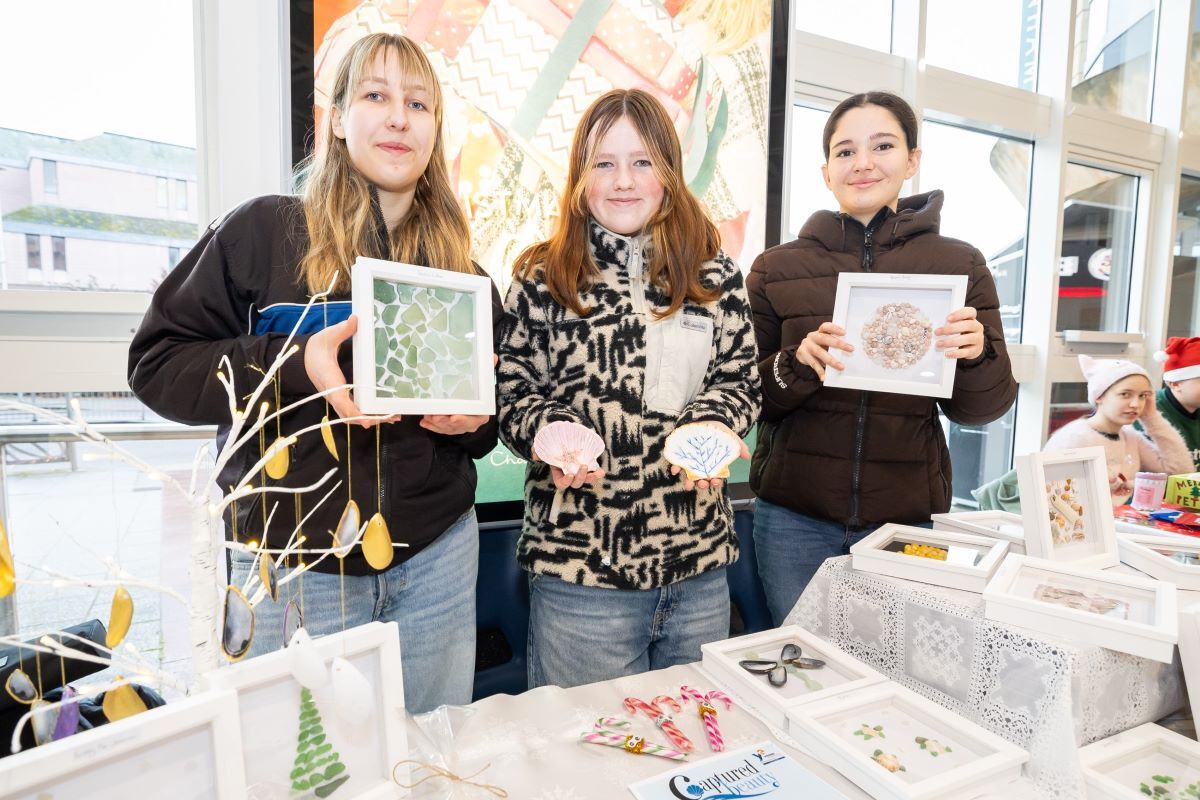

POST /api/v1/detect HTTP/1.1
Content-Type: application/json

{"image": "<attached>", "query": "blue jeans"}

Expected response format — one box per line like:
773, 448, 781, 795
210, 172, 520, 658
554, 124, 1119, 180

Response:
229, 508, 479, 713
527, 568, 729, 689
752, 499, 878, 626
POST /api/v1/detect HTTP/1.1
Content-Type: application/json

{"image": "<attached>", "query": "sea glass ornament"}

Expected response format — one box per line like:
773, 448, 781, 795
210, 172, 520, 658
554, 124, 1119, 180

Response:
52, 687, 80, 741
265, 437, 290, 480
283, 600, 303, 644
533, 421, 604, 475
102, 680, 148, 722
663, 423, 740, 481
5, 668, 37, 704
221, 584, 256, 661
320, 415, 339, 461
259, 554, 279, 602
287, 628, 329, 690
362, 513, 393, 570
30, 699, 58, 746
0, 517, 14, 598
332, 501, 363, 559
330, 657, 373, 726
106, 585, 133, 648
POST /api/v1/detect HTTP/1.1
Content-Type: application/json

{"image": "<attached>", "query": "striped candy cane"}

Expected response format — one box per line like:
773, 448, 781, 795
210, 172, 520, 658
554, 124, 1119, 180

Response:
579, 716, 688, 760
623, 695, 694, 752
680, 685, 734, 752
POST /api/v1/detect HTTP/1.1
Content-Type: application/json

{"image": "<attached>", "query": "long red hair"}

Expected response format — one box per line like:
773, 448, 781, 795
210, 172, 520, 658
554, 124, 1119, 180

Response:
513, 89, 720, 318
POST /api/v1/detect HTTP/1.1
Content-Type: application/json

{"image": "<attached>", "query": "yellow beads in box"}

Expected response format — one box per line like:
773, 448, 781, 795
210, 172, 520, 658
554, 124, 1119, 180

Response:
903, 542, 947, 561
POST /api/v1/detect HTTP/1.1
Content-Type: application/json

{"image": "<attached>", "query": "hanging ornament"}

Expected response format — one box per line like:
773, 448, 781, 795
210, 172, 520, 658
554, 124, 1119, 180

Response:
265, 437, 291, 480
331, 657, 373, 726
332, 501, 362, 559
320, 416, 339, 461
0, 518, 14, 598
362, 513, 393, 570
221, 585, 256, 661
106, 586, 133, 648
259, 554, 279, 602
102, 680, 148, 722
287, 628, 329, 691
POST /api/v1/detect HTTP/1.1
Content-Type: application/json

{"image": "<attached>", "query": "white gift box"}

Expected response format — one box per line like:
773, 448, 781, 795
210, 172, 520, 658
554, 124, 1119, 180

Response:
1078, 722, 1200, 799
930, 510, 1026, 555
850, 523, 1009, 593
786, 681, 1028, 800
700, 625, 886, 731
982, 555, 1177, 663
1118, 533, 1200, 590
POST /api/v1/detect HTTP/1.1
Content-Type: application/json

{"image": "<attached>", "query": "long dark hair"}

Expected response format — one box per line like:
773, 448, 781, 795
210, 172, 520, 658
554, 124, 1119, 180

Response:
822, 91, 918, 160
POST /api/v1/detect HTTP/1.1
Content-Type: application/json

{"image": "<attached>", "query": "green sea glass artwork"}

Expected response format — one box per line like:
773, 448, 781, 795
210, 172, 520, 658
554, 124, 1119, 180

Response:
290, 687, 350, 798
372, 278, 477, 401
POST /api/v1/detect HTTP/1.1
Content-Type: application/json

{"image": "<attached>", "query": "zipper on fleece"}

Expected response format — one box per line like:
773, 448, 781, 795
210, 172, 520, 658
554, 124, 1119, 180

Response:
627, 238, 646, 314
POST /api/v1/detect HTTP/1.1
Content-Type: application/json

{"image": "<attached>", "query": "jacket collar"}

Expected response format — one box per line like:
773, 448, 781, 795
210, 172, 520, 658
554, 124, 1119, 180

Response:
799, 190, 945, 254
588, 218, 652, 268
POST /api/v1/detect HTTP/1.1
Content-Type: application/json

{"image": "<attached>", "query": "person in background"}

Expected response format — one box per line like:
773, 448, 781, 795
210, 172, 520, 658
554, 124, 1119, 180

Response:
1140, 337, 1200, 470
1045, 355, 1192, 504
747, 91, 1016, 626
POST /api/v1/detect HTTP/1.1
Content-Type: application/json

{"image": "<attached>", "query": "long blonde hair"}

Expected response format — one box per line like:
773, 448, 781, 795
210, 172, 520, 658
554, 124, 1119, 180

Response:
513, 89, 719, 319
299, 33, 472, 293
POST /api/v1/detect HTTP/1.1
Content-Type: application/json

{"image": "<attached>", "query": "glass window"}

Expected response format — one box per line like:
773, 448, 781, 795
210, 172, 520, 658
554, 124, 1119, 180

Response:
920, 122, 1032, 504
925, 0, 1041, 89
1049, 382, 1091, 437
795, 0, 892, 53
168, 246, 181, 269
1186, 0, 1200, 134
1070, 0, 1158, 120
1168, 173, 1200, 339
51, 236, 66, 271
1057, 162, 1138, 332
175, 178, 188, 211
156, 176, 169, 207
42, 159, 57, 194
788, 105, 834, 238
25, 234, 41, 271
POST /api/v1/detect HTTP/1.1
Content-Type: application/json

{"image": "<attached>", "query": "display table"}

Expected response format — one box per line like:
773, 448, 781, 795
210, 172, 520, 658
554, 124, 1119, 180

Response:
786, 555, 1187, 798
407, 662, 1033, 799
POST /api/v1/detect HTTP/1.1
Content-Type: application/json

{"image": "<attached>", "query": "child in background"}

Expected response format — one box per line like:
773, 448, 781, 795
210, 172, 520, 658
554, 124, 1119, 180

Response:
1141, 337, 1200, 469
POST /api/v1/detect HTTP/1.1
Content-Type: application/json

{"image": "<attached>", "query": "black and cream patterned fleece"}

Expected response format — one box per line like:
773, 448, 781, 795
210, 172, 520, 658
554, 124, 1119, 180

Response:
498, 220, 760, 590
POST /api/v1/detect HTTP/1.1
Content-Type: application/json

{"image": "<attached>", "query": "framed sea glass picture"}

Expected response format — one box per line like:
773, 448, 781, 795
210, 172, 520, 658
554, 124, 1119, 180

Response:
202, 621, 408, 799
823, 272, 968, 398
787, 682, 1028, 800
1079, 722, 1200, 800
352, 257, 495, 415
0, 691, 245, 799
1016, 447, 1118, 568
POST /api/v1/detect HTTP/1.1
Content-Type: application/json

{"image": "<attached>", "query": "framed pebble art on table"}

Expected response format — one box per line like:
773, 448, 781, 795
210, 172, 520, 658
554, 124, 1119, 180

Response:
850, 523, 1009, 592
351, 257, 495, 416
822, 272, 967, 399
1016, 447, 1118, 568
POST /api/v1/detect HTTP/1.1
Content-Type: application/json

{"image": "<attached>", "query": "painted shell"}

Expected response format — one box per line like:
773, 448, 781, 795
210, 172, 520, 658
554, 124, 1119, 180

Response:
663, 423, 740, 480
533, 421, 604, 475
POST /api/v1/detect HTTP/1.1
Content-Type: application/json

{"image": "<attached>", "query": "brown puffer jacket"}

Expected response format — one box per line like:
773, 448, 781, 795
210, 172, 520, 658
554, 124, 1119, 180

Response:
747, 191, 1016, 528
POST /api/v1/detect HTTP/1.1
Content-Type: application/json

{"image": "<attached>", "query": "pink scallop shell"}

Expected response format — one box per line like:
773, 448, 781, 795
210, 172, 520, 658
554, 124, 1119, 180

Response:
533, 421, 604, 474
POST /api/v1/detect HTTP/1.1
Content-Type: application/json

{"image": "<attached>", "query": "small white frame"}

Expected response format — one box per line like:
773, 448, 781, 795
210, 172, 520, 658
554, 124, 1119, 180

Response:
930, 510, 1026, 555
1016, 447, 1120, 568
1078, 722, 1200, 800
982, 555, 1177, 663
351, 256, 495, 415
1118, 533, 1200, 590
0, 691, 246, 799
700, 625, 886, 731
786, 681, 1028, 800
850, 523, 1009, 593
823, 272, 968, 399
203, 621, 408, 799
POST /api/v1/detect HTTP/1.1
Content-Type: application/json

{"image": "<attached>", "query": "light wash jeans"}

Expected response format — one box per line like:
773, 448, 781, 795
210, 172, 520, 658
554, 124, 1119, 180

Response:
527, 567, 729, 689
229, 508, 478, 713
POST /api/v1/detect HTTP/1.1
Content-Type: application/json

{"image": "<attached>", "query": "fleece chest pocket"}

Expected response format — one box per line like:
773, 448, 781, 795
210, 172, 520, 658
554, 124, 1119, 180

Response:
645, 312, 714, 415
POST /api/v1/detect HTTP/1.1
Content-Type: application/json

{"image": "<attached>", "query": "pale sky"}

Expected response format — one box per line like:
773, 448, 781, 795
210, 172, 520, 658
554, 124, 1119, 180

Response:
0, 1, 196, 147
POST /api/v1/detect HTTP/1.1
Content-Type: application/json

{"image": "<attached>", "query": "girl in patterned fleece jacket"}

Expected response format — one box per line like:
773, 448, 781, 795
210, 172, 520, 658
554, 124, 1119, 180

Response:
497, 89, 760, 688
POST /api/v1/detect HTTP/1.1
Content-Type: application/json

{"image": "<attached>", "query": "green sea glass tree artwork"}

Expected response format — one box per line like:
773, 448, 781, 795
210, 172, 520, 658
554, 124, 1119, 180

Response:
290, 688, 350, 798
373, 278, 478, 401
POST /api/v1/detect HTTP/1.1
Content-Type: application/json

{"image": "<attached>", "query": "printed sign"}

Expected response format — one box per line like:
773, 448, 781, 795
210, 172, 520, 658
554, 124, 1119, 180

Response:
628, 740, 847, 800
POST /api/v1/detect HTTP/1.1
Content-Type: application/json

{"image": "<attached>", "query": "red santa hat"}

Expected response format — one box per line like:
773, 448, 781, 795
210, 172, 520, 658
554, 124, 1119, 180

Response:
1078, 354, 1149, 405
1155, 337, 1200, 383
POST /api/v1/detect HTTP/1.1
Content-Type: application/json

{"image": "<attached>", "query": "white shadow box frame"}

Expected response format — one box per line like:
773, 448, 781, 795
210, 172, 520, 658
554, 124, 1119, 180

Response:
203, 621, 408, 799
982, 555, 1177, 663
351, 256, 495, 415
785, 681, 1028, 800
1016, 447, 1119, 568
1118, 533, 1200, 590
823, 272, 967, 398
700, 625, 885, 731
0, 691, 246, 799
1078, 722, 1200, 799
930, 510, 1026, 555
1178, 603, 1200, 735
850, 523, 1009, 593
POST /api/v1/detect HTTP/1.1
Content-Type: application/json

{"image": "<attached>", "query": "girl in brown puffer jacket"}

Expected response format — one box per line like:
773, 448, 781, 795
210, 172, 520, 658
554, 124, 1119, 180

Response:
746, 91, 1016, 625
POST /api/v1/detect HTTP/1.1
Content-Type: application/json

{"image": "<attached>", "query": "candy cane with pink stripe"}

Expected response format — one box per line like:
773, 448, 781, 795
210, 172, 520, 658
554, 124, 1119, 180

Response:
623, 695, 694, 752
578, 716, 688, 760
680, 685, 734, 752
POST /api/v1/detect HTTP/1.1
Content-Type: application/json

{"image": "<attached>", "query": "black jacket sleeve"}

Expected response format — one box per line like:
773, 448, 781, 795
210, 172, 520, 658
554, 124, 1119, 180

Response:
747, 252, 822, 423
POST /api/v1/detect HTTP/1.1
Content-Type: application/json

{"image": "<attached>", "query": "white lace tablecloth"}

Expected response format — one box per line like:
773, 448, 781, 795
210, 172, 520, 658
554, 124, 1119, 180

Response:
786, 556, 1188, 798
405, 662, 1033, 799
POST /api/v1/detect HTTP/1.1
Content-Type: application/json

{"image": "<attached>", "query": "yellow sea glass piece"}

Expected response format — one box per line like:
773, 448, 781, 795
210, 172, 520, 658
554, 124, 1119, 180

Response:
265, 437, 290, 480
106, 586, 133, 648
0, 517, 13, 598
259, 554, 278, 601
102, 680, 147, 722
321, 415, 339, 461
362, 513, 394, 570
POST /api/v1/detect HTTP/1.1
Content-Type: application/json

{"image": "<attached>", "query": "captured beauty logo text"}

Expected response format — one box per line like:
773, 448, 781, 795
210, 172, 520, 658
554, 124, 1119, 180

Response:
667, 746, 787, 799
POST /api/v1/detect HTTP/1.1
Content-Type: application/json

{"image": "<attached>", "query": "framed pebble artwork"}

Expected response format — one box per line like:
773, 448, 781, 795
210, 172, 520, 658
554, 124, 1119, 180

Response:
351, 257, 495, 415
823, 272, 967, 399
1016, 446, 1118, 568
